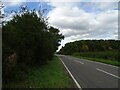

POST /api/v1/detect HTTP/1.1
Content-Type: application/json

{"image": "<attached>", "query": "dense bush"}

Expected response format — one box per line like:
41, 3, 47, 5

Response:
2, 7, 64, 82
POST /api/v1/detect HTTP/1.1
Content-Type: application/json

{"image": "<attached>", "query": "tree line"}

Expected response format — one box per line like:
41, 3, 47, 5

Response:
58, 40, 119, 55
2, 6, 64, 83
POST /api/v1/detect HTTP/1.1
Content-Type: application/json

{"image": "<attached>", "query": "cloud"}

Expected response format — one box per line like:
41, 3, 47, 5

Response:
80, 2, 118, 13
1, 0, 118, 51
47, 2, 118, 51
91, 0, 119, 2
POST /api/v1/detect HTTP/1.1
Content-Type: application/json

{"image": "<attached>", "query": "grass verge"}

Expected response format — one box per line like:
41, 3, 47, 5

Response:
72, 55, 120, 67
3, 56, 74, 88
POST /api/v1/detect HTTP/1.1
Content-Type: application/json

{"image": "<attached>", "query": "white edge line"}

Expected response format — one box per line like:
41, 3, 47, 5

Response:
96, 68, 120, 79
58, 56, 82, 90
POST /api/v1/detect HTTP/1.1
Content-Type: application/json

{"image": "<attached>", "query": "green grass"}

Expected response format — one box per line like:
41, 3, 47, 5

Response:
3, 56, 74, 88
72, 51, 120, 67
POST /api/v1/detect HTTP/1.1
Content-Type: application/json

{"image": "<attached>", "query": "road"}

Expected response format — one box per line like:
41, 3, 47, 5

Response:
57, 55, 120, 89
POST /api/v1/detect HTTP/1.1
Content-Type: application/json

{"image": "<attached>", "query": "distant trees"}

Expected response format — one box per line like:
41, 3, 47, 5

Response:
58, 40, 119, 55
3, 6, 64, 82
81, 44, 89, 52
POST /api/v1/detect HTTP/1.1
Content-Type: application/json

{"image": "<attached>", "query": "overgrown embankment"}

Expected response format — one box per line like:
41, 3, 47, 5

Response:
3, 56, 74, 88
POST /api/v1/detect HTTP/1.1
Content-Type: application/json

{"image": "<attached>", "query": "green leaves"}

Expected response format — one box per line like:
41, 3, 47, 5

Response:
3, 6, 64, 82
59, 40, 119, 55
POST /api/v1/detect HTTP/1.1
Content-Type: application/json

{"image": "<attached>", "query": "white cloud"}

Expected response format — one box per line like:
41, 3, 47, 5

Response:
1, 0, 118, 51
47, 2, 118, 51
80, 2, 118, 12
91, 0, 119, 2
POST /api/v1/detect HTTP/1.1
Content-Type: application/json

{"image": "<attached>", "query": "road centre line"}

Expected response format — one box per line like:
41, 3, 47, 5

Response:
96, 68, 120, 79
69, 55, 119, 68
79, 58, 119, 68
74, 60, 84, 64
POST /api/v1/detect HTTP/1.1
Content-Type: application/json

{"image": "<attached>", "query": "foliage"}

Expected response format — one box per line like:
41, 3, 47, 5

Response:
58, 40, 119, 66
3, 56, 74, 88
59, 40, 119, 55
2, 6, 64, 83
72, 50, 119, 62
72, 51, 119, 66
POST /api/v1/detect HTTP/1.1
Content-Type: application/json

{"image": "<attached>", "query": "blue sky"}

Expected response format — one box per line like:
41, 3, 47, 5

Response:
3, 1, 118, 16
1, 0, 119, 51
3, 2, 52, 16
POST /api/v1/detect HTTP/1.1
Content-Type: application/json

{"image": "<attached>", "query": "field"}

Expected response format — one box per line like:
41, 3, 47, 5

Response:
72, 50, 119, 66
3, 56, 74, 88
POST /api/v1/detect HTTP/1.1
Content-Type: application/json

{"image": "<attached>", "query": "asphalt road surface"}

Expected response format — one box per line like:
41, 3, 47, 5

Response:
57, 55, 120, 89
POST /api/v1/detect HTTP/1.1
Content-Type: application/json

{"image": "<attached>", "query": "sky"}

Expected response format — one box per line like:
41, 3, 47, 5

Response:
0, 0, 119, 51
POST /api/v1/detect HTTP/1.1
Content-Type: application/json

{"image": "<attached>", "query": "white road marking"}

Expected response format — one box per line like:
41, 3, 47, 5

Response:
81, 58, 119, 68
58, 57, 82, 90
70, 56, 119, 68
74, 60, 84, 64
96, 68, 120, 79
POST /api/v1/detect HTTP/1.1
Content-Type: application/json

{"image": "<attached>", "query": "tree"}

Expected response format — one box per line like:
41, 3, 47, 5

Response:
59, 40, 119, 54
2, 6, 64, 82
49, 26, 64, 52
81, 44, 89, 52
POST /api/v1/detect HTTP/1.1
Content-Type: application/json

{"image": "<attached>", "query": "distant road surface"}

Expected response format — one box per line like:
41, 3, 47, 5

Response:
57, 55, 119, 89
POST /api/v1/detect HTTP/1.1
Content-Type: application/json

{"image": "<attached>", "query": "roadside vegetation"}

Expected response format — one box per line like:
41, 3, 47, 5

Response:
58, 40, 119, 67
72, 51, 119, 66
3, 56, 74, 88
2, 6, 69, 88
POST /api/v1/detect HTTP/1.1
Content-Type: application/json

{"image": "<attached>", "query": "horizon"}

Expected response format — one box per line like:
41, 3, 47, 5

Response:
1, 0, 119, 51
